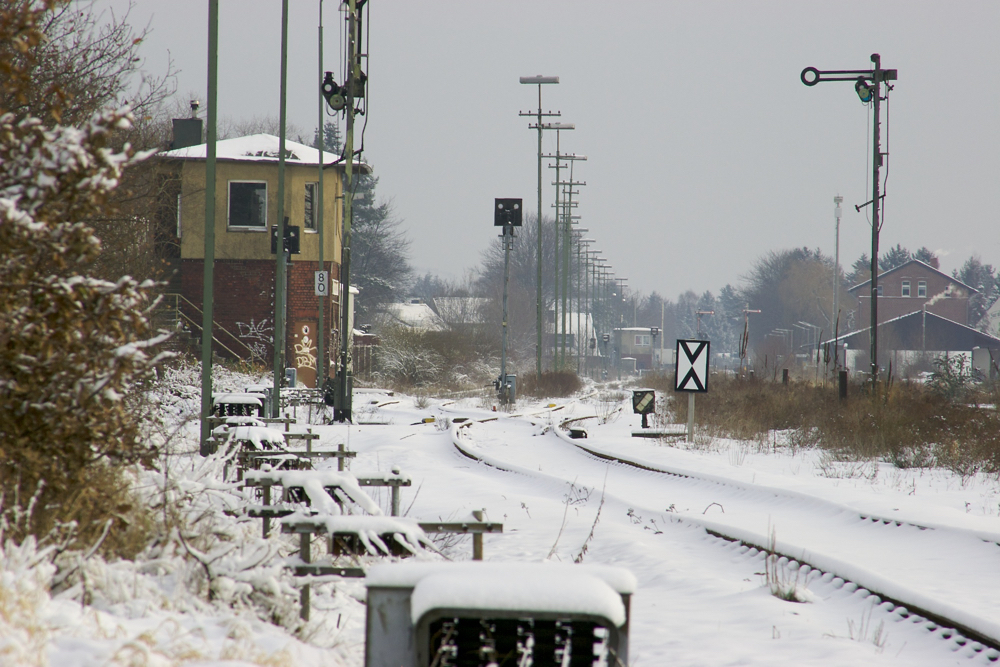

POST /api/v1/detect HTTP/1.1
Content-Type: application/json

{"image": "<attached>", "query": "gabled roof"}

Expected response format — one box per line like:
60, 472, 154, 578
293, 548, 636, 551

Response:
823, 310, 1000, 350
849, 259, 978, 294
159, 133, 369, 171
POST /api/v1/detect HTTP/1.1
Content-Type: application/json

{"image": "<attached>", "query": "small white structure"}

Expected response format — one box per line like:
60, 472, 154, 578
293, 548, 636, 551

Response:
364, 561, 635, 667
382, 299, 448, 332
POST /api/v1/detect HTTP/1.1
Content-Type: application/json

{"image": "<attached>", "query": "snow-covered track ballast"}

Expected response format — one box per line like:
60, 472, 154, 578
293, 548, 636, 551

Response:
445, 412, 1000, 657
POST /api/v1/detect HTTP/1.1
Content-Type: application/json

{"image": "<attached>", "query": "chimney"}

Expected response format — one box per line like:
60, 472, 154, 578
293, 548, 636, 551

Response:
171, 101, 203, 149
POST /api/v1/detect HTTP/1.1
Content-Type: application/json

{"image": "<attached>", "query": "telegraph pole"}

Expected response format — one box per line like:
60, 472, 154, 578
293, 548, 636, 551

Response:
519, 77, 560, 380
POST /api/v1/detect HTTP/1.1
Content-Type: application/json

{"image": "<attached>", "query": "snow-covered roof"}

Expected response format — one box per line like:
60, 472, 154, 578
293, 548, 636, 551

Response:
159, 133, 369, 170
382, 300, 448, 331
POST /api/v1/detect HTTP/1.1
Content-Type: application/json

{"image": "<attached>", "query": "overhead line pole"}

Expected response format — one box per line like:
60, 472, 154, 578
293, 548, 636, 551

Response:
272, 0, 290, 416
317, 0, 326, 389
336, 0, 362, 422
519, 76, 560, 380
199, 0, 219, 455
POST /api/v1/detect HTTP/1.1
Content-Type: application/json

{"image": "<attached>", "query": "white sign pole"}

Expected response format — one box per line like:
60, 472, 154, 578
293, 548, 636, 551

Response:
687, 392, 695, 442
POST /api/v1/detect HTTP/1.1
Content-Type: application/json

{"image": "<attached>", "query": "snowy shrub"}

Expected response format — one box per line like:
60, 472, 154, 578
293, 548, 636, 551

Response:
928, 353, 976, 402
0, 2, 168, 548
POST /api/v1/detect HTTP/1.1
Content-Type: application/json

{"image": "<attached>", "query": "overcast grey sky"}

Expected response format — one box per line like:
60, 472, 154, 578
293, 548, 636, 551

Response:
107, 0, 1000, 298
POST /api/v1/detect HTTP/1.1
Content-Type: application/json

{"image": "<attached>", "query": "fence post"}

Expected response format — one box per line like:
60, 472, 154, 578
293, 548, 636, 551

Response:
472, 509, 484, 560
338, 443, 345, 472
300, 532, 311, 621
839, 370, 848, 400
391, 485, 400, 517
262, 483, 271, 538
686, 393, 695, 443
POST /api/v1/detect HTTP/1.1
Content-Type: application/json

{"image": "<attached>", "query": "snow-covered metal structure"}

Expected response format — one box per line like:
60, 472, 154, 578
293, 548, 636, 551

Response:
364, 561, 635, 666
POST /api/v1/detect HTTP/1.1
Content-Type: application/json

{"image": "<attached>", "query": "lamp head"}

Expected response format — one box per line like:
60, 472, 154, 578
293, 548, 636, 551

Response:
322, 71, 346, 111
855, 77, 873, 104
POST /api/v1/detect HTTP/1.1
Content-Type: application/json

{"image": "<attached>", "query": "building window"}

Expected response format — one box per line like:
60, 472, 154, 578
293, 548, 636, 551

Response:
228, 181, 267, 229
304, 182, 318, 231
877, 284, 883, 297
176, 193, 182, 237
635, 334, 651, 346
917, 280, 927, 298
901, 280, 910, 297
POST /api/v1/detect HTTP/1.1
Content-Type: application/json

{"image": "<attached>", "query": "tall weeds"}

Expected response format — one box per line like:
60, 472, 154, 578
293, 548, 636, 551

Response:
662, 374, 1000, 473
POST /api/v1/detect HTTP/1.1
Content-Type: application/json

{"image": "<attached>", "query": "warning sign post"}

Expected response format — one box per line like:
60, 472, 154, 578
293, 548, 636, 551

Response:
675, 339, 710, 442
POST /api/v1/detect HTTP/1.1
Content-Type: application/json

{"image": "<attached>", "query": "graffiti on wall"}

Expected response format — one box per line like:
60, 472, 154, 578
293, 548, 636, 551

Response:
236, 318, 273, 363
294, 324, 317, 371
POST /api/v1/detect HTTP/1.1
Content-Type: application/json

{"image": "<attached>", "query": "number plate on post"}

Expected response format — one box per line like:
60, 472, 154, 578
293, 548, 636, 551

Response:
315, 270, 329, 296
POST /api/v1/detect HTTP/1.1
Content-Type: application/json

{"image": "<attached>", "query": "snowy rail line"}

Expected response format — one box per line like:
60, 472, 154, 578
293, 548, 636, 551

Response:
447, 407, 1000, 659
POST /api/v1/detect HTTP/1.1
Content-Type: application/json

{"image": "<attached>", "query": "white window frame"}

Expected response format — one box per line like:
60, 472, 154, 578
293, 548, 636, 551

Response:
227, 180, 268, 230
901, 280, 910, 297
634, 334, 651, 347
304, 182, 318, 232
917, 280, 927, 298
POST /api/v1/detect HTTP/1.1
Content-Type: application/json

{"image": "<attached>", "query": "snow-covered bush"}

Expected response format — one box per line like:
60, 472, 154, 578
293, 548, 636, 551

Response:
0, 1, 168, 549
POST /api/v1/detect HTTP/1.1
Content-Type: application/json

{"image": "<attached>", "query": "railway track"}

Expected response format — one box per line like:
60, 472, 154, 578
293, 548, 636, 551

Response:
446, 405, 1000, 658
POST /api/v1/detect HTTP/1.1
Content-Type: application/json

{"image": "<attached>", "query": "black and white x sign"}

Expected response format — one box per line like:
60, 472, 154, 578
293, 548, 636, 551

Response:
675, 339, 710, 393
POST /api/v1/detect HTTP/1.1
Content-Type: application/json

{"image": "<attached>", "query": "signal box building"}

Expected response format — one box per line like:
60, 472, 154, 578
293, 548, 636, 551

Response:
157, 130, 368, 388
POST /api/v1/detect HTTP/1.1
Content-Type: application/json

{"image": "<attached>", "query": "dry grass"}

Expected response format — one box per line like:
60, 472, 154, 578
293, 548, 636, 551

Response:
520, 371, 582, 399
658, 374, 1000, 474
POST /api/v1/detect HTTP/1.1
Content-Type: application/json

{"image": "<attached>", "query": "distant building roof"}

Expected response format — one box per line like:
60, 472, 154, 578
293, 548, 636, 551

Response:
159, 133, 369, 171
849, 259, 978, 294
825, 310, 1000, 351
382, 300, 447, 332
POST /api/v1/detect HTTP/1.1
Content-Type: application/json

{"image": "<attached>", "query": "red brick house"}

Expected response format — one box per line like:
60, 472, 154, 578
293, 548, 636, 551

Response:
833, 259, 998, 373
157, 132, 368, 387
849, 259, 977, 329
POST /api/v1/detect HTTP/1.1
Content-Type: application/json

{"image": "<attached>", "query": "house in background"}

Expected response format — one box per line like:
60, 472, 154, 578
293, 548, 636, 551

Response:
381, 299, 448, 332
849, 259, 977, 329
834, 259, 998, 374
157, 126, 368, 388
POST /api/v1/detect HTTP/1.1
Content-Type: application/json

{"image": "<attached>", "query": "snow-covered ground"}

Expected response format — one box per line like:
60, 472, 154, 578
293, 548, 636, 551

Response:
5, 368, 1000, 665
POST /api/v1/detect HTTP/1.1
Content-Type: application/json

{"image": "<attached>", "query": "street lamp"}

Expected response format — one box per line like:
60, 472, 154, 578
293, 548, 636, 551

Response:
519, 76, 561, 380
802, 54, 897, 387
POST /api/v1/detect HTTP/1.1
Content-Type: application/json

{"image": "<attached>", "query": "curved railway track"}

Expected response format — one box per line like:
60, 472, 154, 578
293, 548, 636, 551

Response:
446, 404, 1000, 658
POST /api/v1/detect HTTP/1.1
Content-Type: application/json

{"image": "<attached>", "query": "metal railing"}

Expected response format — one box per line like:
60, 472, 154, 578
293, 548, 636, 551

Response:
160, 293, 259, 362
